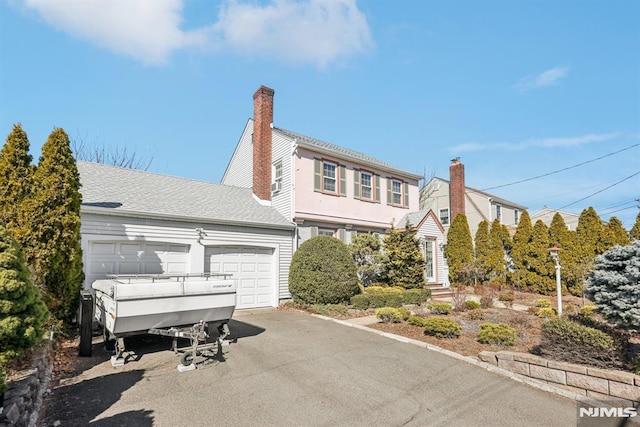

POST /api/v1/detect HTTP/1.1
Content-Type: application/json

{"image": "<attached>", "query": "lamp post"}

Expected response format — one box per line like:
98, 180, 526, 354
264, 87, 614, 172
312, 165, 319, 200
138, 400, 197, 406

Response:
549, 246, 562, 316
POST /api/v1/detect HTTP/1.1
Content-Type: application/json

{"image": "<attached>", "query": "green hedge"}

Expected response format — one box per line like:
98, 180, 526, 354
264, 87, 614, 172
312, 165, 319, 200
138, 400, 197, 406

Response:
350, 288, 430, 309
376, 307, 403, 323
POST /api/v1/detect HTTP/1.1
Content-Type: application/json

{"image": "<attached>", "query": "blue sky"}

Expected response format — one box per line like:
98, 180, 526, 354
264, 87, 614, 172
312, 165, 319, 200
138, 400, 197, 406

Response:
1, 0, 638, 229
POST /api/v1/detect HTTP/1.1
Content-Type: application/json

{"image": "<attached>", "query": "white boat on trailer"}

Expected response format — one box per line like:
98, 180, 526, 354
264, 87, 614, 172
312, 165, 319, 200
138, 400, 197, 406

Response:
92, 273, 236, 367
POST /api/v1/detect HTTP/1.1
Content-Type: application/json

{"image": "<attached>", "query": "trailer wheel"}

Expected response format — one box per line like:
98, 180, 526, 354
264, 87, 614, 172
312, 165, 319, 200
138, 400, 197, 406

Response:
180, 352, 194, 366
103, 326, 116, 351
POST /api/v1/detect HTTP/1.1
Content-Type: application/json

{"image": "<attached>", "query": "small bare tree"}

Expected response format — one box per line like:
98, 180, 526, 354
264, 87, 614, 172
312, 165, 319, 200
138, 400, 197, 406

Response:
72, 132, 154, 170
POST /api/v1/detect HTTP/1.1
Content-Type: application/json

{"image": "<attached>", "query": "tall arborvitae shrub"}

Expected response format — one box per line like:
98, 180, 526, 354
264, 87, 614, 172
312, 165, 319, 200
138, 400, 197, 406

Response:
474, 221, 490, 283
444, 214, 473, 284
0, 226, 49, 365
548, 213, 576, 295
529, 220, 555, 294
605, 217, 630, 247
572, 207, 605, 296
585, 241, 640, 331
382, 223, 425, 289
630, 213, 640, 241
486, 219, 509, 285
509, 210, 534, 291
0, 124, 34, 233
18, 128, 83, 321
289, 236, 359, 304
349, 233, 385, 286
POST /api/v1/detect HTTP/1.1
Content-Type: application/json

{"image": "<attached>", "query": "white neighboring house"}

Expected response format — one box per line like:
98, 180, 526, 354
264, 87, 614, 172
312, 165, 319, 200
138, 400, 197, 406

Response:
396, 210, 449, 287
531, 207, 580, 230
78, 161, 295, 310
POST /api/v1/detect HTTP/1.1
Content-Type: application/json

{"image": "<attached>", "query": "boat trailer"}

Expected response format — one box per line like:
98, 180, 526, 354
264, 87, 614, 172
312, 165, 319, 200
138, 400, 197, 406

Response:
148, 321, 232, 369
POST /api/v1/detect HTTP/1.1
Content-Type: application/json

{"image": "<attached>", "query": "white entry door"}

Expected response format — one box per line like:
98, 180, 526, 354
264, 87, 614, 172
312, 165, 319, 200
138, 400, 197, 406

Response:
205, 246, 274, 309
85, 241, 189, 287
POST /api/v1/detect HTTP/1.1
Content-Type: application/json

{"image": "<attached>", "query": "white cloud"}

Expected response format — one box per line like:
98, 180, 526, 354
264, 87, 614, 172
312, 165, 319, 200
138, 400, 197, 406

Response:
21, 0, 373, 67
24, 0, 206, 65
211, 0, 373, 67
448, 132, 620, 153
515, 66, 570, 92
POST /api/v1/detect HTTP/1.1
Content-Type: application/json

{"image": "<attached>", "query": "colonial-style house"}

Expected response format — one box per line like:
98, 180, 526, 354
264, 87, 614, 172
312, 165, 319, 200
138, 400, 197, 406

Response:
222, 86, 448, 286
419, 158, 527, 238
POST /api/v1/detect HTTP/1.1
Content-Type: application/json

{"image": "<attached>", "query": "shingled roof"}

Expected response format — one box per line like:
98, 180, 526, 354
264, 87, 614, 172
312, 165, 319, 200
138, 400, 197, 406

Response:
78, 161, 294, 229
274, 126, 423, 180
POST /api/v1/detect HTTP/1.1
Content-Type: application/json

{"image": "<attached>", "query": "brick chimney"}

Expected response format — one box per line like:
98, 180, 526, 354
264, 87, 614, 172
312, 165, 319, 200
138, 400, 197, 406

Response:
449, 157, 465, 222
253, 86, 274, 201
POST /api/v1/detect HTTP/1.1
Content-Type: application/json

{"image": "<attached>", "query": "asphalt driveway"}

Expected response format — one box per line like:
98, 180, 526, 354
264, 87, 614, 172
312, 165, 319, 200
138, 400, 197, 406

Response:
39, 310, 578, 426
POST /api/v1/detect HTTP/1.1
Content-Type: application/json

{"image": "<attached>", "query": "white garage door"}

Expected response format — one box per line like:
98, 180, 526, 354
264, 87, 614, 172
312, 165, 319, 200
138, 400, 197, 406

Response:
86, 241, 189, 287
205, 246, 274, 310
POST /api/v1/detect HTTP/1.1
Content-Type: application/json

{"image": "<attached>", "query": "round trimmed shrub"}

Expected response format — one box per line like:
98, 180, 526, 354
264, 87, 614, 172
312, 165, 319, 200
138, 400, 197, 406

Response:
396, 307, 411, 320
408, 315, 428, 327
376, 307, 402, 323
350, 294, 370, 310
537, 307, 557, 318
536, 299, 552, 308
466, 308, 485, 320
289, 236, 359, 304
464, 300, 481, 310
423, 317, 461, 338
427, 302, 452, 315
477, 323, 516, 346
579, 305, 597, 317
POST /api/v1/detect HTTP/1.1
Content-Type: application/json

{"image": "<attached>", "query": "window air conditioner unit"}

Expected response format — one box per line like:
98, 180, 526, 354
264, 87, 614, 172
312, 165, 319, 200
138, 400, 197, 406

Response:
271, 181, 281, 193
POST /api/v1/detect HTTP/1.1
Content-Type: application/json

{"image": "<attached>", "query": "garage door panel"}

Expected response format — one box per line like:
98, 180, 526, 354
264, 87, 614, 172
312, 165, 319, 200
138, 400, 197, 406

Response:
86, 241, 189, 287
205, 246, 274, 310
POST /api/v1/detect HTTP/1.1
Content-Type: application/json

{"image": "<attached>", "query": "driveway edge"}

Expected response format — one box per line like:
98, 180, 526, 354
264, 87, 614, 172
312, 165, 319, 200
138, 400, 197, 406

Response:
312, 314, 604, 408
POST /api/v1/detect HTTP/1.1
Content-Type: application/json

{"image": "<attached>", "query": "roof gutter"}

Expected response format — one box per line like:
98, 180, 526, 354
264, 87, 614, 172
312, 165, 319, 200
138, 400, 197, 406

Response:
80, 205, 296, 231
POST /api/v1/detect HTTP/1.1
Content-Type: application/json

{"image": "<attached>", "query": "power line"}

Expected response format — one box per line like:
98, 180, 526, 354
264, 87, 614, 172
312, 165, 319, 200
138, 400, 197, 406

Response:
482, 143, 639, 191
558, 171, 640, 210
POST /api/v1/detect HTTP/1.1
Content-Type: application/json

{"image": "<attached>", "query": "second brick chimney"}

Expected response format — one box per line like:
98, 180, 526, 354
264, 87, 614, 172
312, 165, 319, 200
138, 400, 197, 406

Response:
253, 85, 274, 201
449, 157, 465, 222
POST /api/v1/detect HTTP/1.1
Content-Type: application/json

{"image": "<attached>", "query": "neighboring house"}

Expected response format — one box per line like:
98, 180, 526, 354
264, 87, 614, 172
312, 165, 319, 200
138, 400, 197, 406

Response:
222, 85, 448, 286
78, 161, 295, 310
419, 158, 527, 238
531, 207, 580, 230
396, 210, 449, 286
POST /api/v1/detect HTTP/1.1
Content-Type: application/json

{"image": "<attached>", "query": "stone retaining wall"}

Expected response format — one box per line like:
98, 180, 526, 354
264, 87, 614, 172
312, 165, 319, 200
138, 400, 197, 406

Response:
479, 350, 640, 406
0, 340, 53, 427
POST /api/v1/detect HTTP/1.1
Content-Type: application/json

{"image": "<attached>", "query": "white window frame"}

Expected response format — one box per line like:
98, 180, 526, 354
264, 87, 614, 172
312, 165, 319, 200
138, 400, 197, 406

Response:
514, 209, 519, 225
439, 208, 450, 226
496, 204, 502, 223
424, 239, 435, 282
322, 161, 338, 194
360, 171, 373, 201
391, 179, 403, 206
272, 161, 283, 194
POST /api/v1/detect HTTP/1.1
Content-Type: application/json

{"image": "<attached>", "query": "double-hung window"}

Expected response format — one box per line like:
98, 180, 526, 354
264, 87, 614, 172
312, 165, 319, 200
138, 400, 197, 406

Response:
392, 179, 403, 205
496, 205, 502, 223
361, 172, 373, 200
439, 208, 450, 226
323, 161, 337, 194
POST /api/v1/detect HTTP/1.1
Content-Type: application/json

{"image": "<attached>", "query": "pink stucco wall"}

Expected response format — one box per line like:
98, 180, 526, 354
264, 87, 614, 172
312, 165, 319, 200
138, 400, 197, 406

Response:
293, 148, 420, 229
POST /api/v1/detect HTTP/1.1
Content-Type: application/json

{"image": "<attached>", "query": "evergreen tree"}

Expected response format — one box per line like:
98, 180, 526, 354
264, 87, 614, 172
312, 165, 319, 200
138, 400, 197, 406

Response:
585, 241, 640, 331
529, 220, 555, 294
548, 213, 576, 294
18, 128, 84, 321
486, 219, 508, 285
0, 226, 49, 365
382, 223, 425, 289
444, 214, 473, 284
509, 210, 534, 291
474, 221, 490, 283
349, 233, 385, 286
630, 212, 640, 241
0, 124, 34, 233
605, 217, 630, 247
572, 207, 604, 296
